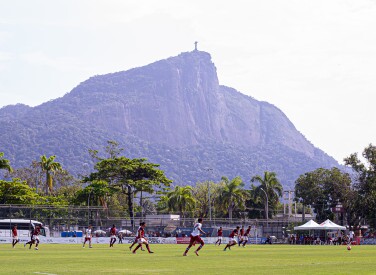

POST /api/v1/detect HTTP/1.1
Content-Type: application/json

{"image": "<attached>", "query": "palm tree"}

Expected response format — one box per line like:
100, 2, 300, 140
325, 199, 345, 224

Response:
166, 185, 196, 223
39, 155, 63, 194
251, 171, 283, 219
0, 152, 13, 173
217, 176, 248, 221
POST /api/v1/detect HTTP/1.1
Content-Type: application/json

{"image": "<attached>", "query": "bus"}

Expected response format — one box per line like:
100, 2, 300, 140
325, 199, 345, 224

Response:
0, 219, 50, 237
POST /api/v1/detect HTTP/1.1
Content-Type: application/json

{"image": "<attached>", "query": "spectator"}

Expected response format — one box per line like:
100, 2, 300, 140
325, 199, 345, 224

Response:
265, 235, 272, 244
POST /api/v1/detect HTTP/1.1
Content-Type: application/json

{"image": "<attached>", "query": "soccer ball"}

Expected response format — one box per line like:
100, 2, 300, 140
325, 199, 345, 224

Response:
347, 245, 351, 251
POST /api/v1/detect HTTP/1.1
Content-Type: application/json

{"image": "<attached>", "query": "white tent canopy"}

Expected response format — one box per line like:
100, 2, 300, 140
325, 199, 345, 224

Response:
118, 229, 132, 235
294, 219, 346, 231
319, 219, 346, 230
294, 219, 321, 230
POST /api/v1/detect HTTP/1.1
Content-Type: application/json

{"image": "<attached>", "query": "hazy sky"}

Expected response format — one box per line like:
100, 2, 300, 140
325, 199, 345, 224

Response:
1, 0, 375, 163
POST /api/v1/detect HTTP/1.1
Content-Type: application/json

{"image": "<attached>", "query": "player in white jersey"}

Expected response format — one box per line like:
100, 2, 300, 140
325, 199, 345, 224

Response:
83, 225, 93, 248
183, 218, 206, 256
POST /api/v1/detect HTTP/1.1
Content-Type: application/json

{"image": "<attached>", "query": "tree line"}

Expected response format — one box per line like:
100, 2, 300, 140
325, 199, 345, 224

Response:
294, 144, 376, 229
1, 141, 376, 229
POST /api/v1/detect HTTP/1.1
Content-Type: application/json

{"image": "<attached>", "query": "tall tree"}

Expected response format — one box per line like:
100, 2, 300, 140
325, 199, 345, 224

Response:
6, 160, 43, 191
0, 152, 13, 174
294, 169, 326, 219
217, 176, 248, 220
75, 180, 118, 209
294, 167, 351, 223
251, 171, 283, 219
39, 155, 63, 194
166, 185, 196, 222
246, 186, 266, 219
344, 144, 376, 228
0, 178, 38, 204
192, 181, 221, 218
86, 155, 171, 228
8, 160, 75, 194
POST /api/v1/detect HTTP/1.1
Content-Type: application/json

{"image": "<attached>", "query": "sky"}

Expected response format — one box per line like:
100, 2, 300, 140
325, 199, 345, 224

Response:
0, 0, 375, 164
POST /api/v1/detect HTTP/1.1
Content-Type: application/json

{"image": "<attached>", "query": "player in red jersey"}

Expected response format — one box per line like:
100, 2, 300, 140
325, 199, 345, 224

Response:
241, 225, 252, 247
129, 222, 145, 251
215, 227, 223, 246
110, 224, 117, 247
24, 225, 41, 250
238, 225, 245, 246
183, 218, 206, 256
132, 222, 153, 254
83, 225, 93, 248
12, 224, 19, 248
223, 227, 239, 251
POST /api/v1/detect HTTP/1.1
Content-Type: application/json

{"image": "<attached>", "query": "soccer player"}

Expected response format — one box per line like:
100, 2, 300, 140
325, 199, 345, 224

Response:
349, 228, 355, 243
215, 227, 223, 246
238, 225, 245, 246
118, 232, 123, 244
83, 225, 93, 248
110, 224, 117, 247
24, 225, 40, 250
223, 227, 239, 251
132, 222, 154, 254
129, 222, 144, 251
12, 224, 19, 248
183, 218, 206, 256
242, 225, 252, 247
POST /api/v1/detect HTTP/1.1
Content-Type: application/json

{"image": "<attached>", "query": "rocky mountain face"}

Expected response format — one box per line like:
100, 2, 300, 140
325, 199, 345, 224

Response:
0, 50, 338, 188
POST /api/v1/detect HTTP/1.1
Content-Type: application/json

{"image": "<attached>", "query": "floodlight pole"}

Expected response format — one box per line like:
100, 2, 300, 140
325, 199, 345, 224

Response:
260, 188, 269, 221
87, 189, 92, 227
206, 168, 213, 225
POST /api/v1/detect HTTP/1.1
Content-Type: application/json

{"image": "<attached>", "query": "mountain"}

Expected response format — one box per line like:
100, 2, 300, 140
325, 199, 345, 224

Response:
0, 50, 338, 189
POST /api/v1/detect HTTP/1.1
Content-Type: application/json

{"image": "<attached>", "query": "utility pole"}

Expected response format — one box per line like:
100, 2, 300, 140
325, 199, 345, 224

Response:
289, 191, 293, 217
206, 168, 213, 225
194, 41, 198, 51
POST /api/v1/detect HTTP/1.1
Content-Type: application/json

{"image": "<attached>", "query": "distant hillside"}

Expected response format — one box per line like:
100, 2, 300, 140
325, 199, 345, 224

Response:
0, 50, 338, 189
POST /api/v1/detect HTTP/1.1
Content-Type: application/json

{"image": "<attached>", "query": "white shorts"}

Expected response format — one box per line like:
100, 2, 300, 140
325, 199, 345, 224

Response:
243, 236, 249, 241
32, 236, 39, 241
137, 238, 148, 244
13, 237, 19, 241
217, 236, 222, 240
229, 237, 237, 244
110, 235, 116, 239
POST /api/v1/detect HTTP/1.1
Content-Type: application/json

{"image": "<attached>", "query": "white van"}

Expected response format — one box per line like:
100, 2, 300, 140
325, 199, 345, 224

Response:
0, 219, 50, 237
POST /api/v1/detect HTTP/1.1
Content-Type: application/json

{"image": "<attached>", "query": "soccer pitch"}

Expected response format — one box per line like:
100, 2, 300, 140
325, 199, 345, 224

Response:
2, 244, 376, 274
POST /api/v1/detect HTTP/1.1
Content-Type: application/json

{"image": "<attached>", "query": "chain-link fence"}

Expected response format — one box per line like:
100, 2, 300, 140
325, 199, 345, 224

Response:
0, 204, 313, 240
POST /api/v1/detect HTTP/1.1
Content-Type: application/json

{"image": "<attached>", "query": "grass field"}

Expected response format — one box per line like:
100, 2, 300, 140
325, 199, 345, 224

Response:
2, 243, 376, 274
